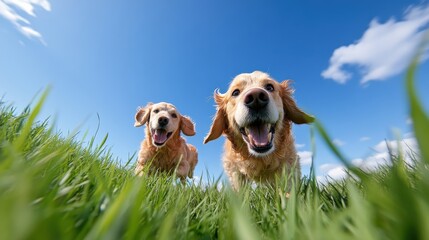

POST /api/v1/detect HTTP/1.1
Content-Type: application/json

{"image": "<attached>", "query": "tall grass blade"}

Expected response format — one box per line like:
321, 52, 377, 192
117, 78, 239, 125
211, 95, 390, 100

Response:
14, 87, 50, 151
313, 121, 350, 168
406, 46, 429, 163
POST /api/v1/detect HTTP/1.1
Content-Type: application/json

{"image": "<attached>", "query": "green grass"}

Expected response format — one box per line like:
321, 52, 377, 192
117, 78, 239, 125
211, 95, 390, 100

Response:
1, 59, 428, 239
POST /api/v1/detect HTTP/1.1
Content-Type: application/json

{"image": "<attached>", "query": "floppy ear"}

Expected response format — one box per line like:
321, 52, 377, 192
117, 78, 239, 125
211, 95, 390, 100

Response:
204, 89, 228, 144
134, 103, 153, 127
181, 115, 196, 136
280, 80, 315, 124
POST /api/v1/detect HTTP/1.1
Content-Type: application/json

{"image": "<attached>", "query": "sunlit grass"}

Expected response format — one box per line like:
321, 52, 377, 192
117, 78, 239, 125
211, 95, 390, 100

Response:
0, 54, 428, 239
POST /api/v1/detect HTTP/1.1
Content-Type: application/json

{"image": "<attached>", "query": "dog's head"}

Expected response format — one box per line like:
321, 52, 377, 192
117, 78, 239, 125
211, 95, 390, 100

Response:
134, 102, 195, 147
204, 71, 314, 156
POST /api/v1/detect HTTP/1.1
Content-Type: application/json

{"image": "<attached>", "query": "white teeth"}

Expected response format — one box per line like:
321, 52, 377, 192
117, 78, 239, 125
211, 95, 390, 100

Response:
242, 124, 273, 135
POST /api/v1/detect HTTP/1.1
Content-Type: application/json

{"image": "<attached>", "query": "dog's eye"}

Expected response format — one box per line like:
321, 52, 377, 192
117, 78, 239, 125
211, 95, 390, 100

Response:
171, 113, 178, 118
232, 89, 240, 97
153, 109, 159, 114
265, 84, 274, 92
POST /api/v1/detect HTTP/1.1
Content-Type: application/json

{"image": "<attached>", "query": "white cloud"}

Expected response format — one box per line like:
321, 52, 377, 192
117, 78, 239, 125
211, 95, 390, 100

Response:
353, 152, 390, 171
318, 163, 348, 183
190, 176, 210, 190
406, 117, 413, 125
372, 137, 417, 154
322, 4, 429, 84
404, 132, 414, 138
318, 137, 419, 183
295, 143, 305, 149
326, 166, 347, 180
360, 136, 371, 142
191, 175, 202, 184
361, 137, 418, 170
351, 158, 364, 165
298, 151, 313, 166
332, 138, 346, 147
19, 25, 42, 38
319, 163, 338, 172
0, 0, 51, 43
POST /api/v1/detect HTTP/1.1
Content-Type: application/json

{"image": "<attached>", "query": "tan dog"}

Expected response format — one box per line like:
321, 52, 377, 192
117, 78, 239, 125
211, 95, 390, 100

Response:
204, 71, 314, 190
134, 102, 198, 180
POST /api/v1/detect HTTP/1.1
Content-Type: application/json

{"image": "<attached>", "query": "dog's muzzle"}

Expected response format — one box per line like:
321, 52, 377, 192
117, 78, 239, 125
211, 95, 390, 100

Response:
151, 117, 173, 147
239, 122, 275, 154
236, 88, 278, 155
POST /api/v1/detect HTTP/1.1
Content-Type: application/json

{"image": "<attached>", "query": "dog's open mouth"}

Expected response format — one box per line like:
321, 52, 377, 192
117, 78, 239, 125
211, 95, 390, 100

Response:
239, 121, 275, 154
151, 128, 173, 146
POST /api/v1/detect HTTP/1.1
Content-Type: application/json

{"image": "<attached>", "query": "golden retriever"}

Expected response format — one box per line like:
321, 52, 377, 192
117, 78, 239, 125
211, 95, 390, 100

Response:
134, 102, 198, 180
204, 71, 314, 190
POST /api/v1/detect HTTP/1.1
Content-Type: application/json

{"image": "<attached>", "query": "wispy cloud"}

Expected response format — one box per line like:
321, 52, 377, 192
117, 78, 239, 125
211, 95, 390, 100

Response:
406, 117, 413, 125
360, 136, 371, 142
322, 4, 429, 84
332, 138, 346, 147
0, 0, 51, 43
295, 143, 305, 149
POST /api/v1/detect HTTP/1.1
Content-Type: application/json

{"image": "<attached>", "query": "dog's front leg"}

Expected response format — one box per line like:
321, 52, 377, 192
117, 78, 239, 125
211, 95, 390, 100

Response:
176, 157, 190, 180
229, 170, 248, 191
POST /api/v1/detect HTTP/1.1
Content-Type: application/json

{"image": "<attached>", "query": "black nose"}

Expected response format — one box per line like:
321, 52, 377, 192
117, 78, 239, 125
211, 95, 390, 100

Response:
158, 117, 169, 126
244, 89, 269, 110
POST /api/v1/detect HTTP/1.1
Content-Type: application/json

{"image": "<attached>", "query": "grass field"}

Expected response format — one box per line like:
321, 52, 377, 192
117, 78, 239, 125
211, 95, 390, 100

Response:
1, 59, 428, 240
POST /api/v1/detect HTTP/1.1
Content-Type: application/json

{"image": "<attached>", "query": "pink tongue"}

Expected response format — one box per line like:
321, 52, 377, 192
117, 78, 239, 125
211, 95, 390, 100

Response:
153, 129, 168, 144
247, 125, 269, 147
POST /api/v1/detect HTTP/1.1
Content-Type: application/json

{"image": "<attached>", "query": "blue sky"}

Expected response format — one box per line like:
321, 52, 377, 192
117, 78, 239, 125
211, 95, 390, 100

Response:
1, 0, 429, 181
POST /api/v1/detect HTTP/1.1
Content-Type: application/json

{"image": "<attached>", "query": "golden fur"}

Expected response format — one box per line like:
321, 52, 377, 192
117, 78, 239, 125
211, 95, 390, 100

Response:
204, 71, 313, 190
134, 102, 198, 180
